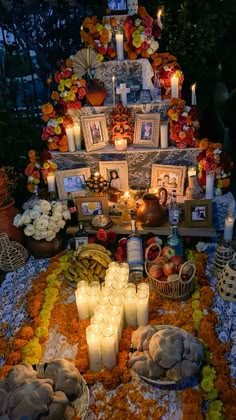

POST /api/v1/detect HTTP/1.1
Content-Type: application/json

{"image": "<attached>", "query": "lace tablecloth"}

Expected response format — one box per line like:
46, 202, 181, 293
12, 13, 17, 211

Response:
0, 248, 236, 419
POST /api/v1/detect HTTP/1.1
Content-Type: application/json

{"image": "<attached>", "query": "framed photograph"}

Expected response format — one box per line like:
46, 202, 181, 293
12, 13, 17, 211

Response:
134, 113, 160, 147
75, 196, 109, 221
99, 161, 129, 191
81, 114, 109, 152
55, 168, 91, 200
184, 199, 212, 227
151, 164, 186, 195
103, 0, 128, 14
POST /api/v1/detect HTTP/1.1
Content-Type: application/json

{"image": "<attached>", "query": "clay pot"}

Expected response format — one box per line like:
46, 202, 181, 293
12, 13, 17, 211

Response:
86, 78, 107, 106
25, 233, 65, 259
0, 200, 24, 243
136, 192, 168, 227
186, 175, 204, 199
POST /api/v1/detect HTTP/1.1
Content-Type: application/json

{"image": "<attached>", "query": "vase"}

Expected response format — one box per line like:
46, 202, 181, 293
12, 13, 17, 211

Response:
25, 233, 65, 259
136, 192, 168, 227
86, 79, 107, 106
0, 200, 24, 244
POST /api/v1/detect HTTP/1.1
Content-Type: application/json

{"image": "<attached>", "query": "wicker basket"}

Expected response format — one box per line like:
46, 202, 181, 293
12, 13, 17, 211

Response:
0, 232, 28, 272
218, 258, 236, 302
212, 243, 236, 279
145, 243, 196, 301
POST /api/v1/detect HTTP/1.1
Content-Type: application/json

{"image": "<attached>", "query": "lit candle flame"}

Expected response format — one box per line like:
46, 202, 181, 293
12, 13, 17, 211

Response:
191, 83, 196, 93
94, 172, 100, 177
157, 8, 163, 29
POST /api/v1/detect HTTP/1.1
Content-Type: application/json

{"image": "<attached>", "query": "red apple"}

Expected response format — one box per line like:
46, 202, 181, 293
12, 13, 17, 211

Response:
163, 262, 177, 276
149, 264, 164, 279
161, 246, 175, 260
153, 255, 168, 266
170, 255, 184, 267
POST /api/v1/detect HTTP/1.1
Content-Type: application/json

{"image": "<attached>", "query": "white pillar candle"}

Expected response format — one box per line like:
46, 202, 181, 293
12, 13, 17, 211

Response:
101, 323, 116, 370
124, 295, 137, 328
171, 75, 179, 98
160, 122, 169, 148
136, 290, 149, 327
205, 172, 215, 199
109, 319, 119, 354
114, 138, 128, 151
108, 305, 122, 340
137, 282, 150, 297
115, 33, 124, 61
88, 281, 100, 318
112, 75, 116, 107
86, 324, 102, 372
75, 289, 89, 320
223, 215, 235, 242
73, 123, 82, 150
65, 127, 76, 152
191, 83, 197, 106
47, 173, 56, 193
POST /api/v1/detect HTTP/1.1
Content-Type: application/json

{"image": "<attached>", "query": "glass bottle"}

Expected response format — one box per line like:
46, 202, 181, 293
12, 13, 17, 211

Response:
120, 201, 131, 224
127, 220, 144, 282
74, 223, 88, 249
167, 189, 183, 256
67, 192, 77, 226
152, 70, 161, 102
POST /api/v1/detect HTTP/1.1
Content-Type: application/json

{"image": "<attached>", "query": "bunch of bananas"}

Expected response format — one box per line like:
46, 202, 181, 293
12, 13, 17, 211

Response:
63, 243, 112, 285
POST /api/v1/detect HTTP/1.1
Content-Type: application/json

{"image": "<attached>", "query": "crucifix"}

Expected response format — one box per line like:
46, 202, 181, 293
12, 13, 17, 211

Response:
116, 83, 130, 106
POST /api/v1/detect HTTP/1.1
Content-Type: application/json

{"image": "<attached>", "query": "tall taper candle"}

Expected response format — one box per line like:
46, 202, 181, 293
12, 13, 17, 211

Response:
115, 33, 124, 61
171, 75, 179, 98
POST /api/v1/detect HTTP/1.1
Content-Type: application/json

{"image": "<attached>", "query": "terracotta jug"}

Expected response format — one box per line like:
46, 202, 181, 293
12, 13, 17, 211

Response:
86, 78, 107, 106
136, 190, 168, 227
0, 200, 24, 244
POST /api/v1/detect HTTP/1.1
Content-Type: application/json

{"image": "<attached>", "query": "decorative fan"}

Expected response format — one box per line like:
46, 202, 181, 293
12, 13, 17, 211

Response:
73, 48, 101, 79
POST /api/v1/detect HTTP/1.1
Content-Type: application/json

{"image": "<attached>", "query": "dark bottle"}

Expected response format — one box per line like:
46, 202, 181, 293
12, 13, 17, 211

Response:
67, 193, 77, 226
167, 190, 183, 256
74, 223, 88, 249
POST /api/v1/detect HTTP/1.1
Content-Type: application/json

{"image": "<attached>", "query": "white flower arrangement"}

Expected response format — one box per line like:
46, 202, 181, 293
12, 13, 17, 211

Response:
13, 199, 71, 241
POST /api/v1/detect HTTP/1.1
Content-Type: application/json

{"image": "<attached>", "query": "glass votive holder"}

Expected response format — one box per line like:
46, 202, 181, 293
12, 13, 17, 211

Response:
98, 295, 109, 307
86, 324, 102, 372
101, 284, 112, 298
136, 290, 149, 327
137, 282, 150, 297
124, 283, 136, 297
75, 288, 89, 320
101, 322, 116, 370
76, 280, 89, 291
90, 312, 104, 328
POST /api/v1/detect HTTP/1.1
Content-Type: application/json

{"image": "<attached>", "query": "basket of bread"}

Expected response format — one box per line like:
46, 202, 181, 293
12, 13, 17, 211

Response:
145, 243, 196, 301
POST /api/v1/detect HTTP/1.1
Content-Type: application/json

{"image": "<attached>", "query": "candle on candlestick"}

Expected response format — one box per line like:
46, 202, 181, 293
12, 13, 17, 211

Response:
73, 123, 82, 150
171, 74, 179, 98
191, 83, 197, 106
160, 122, 168, 148
112, 75, 116, 107
47, 173, 56, 193
65, 127, 76, 152
115, 33, 124, 61
223, 214, 235, 242
114, 138, 127, 151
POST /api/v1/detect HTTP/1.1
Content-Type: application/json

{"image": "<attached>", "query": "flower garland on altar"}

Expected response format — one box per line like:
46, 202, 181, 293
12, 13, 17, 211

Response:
167, 98, 200, 148
1, 251, 236, 418
197, 138, 233, 195
41, 58, 87, 152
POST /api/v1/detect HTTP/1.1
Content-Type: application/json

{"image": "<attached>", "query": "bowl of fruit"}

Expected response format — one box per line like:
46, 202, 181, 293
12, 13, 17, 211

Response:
145, 242, 196, 301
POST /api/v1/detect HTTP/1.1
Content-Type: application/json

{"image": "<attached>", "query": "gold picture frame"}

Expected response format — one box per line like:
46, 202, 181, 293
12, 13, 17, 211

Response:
55, 168, 91, 200
75, 196, 109, 221
99, 160, 129, 191
184, 199, 212, 227
133, 113, 160, 147
151, 164, 186, 195
81, 114, 109, 152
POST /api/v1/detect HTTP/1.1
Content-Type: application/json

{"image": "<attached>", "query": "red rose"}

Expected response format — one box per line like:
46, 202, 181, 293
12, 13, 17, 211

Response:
96, 229, 108, 243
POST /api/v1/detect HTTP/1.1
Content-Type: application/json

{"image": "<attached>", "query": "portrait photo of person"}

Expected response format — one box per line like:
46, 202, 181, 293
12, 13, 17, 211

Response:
141, 121, 153, 140
64, 176, 77, 192
92, 201, 103, 215
162, 174, 170, 188
81, 203, 93, 216
75, 175, 86, 191
109, 170, 121, 190
90, 122, 102, 144
107, 0, 127, 11
191, 206, 207, 221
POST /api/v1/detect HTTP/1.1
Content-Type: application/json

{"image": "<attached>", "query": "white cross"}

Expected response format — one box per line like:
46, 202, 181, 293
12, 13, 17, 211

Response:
116, 83, 130, 106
